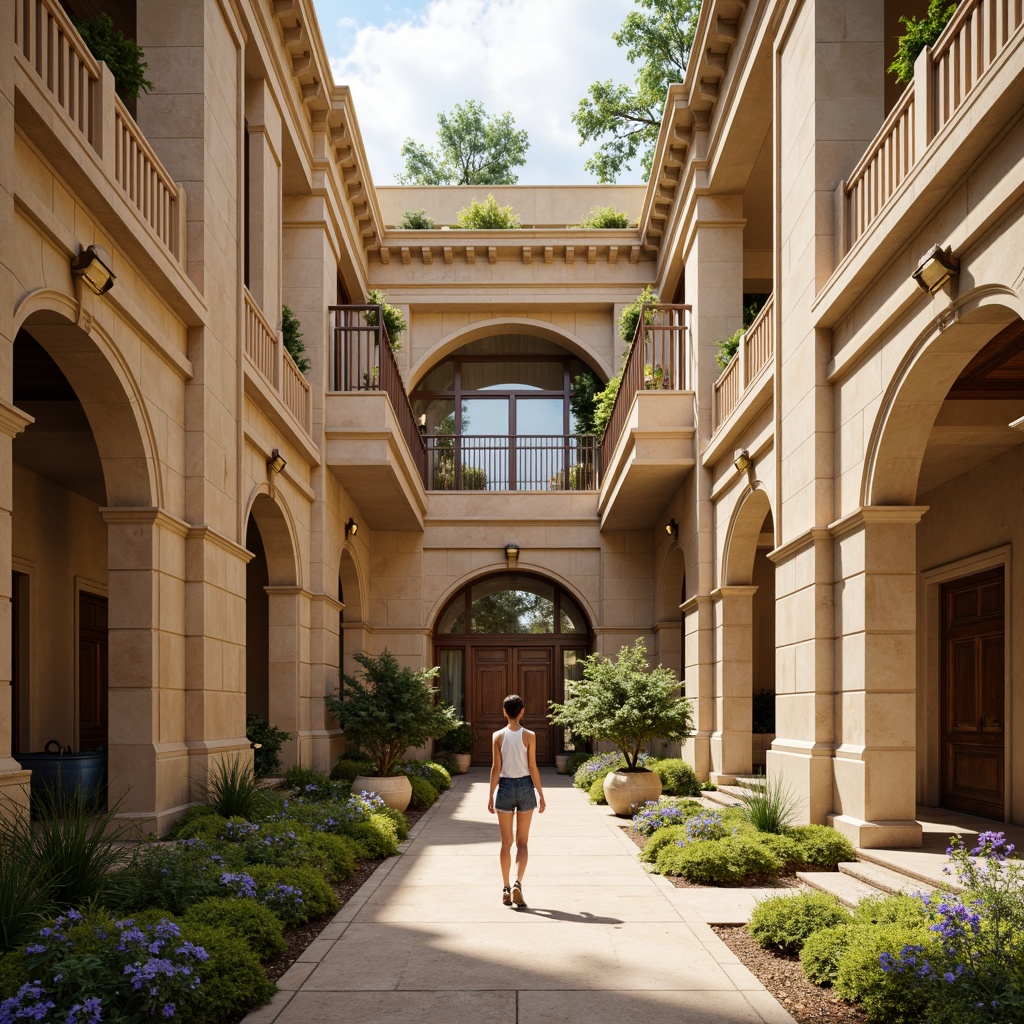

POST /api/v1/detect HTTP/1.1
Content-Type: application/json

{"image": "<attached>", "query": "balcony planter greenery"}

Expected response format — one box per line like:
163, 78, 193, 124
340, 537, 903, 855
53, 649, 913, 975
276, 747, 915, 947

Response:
548, 639, 693, 817
324, 648, 458, 811
72, 14, 153, 102
364, 289, 406, 352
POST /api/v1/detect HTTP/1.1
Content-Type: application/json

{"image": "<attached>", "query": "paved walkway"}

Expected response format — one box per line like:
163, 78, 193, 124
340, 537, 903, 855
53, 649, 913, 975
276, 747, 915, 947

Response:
246, 769, 795, 1024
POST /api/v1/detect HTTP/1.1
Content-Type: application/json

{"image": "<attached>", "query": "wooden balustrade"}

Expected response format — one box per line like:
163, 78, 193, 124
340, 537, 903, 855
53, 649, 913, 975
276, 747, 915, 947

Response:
329, 306, 427, 483
712, 295, 774, 432
14, 0, 185, 264
841, 0, 1023, 255
600, 304, 690, 477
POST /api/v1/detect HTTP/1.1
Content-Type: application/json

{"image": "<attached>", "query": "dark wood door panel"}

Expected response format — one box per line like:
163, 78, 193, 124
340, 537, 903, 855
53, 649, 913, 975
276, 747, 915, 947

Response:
78, 592, 108, 752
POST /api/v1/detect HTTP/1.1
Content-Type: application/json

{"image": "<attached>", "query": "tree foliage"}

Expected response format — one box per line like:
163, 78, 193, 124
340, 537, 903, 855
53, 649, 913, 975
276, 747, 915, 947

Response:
548, 639, 692, 769
364, 289, 406, 351
573, 0, 702, 182
281, 305, 310, 374
578, 204, 631, 228
456, 194, 521, 229
398, 100, 530, 186
324, 649, 458, 777
398, 208, 436, 229
72, 14, 153, 101
888, 0, 958, 84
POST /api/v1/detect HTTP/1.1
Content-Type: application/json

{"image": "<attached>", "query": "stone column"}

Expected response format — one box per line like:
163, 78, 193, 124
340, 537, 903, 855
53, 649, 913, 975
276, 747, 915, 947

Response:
829, 506, 926, 848
710, 585, 758, 782
0, 401, 34, 816
681, 595, 713, 777
100, 508, 190, 835
308, 590, 344, 772
265, 586, 311, 770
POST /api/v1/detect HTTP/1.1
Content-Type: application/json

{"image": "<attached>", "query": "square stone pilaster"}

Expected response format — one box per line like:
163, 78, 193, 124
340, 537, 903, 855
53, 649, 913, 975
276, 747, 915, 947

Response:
680, 594, 713, 778
828, 506, 928, 848
265, 585, 313, 770
709, 585, 758, 783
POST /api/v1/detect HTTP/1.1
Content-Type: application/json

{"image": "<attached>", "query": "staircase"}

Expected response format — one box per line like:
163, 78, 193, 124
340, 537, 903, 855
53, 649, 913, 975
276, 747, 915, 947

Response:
701, 779, 961, 908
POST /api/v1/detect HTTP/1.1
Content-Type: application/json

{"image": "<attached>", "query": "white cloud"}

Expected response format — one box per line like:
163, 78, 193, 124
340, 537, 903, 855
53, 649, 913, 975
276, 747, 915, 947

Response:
311, 0, 644, 186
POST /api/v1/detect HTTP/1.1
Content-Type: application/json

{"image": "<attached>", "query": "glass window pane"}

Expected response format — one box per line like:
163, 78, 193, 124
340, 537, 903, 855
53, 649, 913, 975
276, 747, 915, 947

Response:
438, 649, 465, 718
461, 398, 509, 436
416, 361, 456, 392
414, 398, 455, 435
471, 577, 556, 633
516, 398, 564, 435
559, 593, 586, 634
437, 595, 466, 633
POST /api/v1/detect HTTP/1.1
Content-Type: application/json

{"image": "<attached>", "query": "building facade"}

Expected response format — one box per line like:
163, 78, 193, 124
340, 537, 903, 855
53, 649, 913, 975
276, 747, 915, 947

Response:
1, 0, 1022, 845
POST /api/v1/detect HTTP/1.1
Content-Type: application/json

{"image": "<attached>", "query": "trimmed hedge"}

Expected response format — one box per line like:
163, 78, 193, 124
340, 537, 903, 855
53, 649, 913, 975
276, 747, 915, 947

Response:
749, 891, 850, 954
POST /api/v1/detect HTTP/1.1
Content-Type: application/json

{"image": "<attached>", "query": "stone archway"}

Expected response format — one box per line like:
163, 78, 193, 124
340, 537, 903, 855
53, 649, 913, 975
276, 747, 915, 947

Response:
245, 492, 301, 768
712, 487, 775, 782
4, 307, 165, 820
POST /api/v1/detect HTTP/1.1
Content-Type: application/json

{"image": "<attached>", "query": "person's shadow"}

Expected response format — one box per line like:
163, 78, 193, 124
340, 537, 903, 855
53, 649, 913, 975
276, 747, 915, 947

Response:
511, 907, 622, 924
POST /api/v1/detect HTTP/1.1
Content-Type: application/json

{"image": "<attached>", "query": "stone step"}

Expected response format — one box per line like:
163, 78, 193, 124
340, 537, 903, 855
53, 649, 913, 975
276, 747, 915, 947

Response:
839, 859, 926, 896
854, 847, 961, 894
796, 870, 882, 908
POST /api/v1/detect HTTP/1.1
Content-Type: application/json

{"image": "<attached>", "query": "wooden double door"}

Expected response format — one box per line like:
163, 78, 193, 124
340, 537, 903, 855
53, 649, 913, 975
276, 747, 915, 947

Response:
941, 567, 1005, 819
468, 645, 557, 765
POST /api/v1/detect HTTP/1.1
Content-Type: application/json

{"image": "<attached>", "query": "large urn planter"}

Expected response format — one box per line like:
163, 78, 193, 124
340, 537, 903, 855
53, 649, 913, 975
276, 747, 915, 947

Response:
449, 753, 472, 774
603, 768, 662, 817
554, 754, 570, 774
352, 774, 412, 812
15, 742, 107, 815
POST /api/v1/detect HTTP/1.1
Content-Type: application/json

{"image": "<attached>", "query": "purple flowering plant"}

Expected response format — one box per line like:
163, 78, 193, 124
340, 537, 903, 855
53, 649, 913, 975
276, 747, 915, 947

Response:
630, 798, 706, 837
878, 831, 1024, 1023
0, 910, 207, 1024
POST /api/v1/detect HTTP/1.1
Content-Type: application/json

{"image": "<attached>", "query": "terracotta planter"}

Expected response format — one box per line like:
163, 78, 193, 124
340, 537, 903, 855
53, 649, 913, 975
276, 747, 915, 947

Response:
352, 774, 412, 812
450, 753, 472, 774
555, 754, 570, 774
602, 768, 662, 817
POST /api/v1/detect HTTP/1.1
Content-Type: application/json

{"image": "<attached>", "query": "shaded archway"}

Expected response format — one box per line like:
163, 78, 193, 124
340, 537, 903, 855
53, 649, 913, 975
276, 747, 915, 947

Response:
245, 492, 300, 766
433, 572, 592, 764
713, 487, 775, 780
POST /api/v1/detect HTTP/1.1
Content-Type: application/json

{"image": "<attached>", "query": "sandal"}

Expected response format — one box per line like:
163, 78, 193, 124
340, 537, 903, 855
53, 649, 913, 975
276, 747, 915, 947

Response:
511, 880, 526, 907
502, 886, 512, 906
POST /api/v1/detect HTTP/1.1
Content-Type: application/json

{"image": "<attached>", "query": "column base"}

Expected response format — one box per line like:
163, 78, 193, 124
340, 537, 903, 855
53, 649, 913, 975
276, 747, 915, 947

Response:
0, 762, 31, 821
709, 772, 738, 786
828, 813, 923, 849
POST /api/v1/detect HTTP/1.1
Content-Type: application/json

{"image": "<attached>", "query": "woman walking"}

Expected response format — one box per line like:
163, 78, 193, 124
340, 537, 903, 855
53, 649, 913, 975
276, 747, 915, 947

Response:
487, 693, 546, 907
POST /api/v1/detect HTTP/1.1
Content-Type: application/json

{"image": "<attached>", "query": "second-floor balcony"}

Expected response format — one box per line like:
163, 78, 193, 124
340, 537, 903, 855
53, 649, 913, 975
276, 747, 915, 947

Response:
325, 303, 695, 531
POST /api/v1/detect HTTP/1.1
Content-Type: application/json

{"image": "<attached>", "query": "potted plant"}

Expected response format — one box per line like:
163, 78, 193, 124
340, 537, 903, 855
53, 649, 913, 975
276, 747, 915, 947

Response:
434, 720, 473, 773
548, 639, 693, 816
324, 648, 458, 811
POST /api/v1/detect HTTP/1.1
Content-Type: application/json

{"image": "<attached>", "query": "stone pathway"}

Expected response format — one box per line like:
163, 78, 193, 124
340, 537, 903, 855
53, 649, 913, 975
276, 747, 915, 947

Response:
245, 769, 796, 1024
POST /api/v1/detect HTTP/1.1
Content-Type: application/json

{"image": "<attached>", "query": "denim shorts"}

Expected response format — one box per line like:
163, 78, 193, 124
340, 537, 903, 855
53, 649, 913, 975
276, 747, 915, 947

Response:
494, 775, 537, 813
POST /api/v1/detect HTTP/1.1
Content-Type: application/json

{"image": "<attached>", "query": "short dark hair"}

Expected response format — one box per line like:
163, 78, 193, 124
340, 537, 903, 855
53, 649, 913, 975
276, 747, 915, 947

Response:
503, 694, 524, 718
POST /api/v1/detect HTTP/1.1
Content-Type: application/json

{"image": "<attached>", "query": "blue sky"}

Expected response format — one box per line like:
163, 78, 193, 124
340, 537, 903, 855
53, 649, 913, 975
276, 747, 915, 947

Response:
309, 0, 645, 186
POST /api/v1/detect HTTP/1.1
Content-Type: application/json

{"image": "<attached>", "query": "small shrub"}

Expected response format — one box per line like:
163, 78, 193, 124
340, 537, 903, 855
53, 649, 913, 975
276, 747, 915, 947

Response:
800, 923, 852, 987
176, 920, 276, 1024
168, 804, 220, 839
565, 752, 591, 777
833, 920, 934, 1023
715, 326, 744, 369
852, 892, 929, 929
574, 751, 627, 790
588, 777, 608, 804
106, 841, 224, 915
371, 804, 410, 842
617, 285, 659, 343
341, 815, 400, 859
631, 798, 705, 836
399, 208, 435, 229
432, 752, 459, 775
578, 204, 629, 228
364, 290, 406, 351
739, 774, 797, 834
639, 824, 688, 864
888, 0, 958, 84
401, 759, 451, 792
756, 832, 804, 874
651, 759, 701, 797
330, 758, 375, 783
206, 757, 269, 820
283, 766, 333, 791
435, 721, 473, 755
679, 809, 729, 845
407, 775, 439, 810
280, 306, 310, 375
242, 865, 338, 926
456, 194, 521, 229
71, 14, 152, 100
171, 812, 231, 844
657, 834, 780, 884
787, 824, 855, 870
183, 897, 286, 962
748, 891, 850, 955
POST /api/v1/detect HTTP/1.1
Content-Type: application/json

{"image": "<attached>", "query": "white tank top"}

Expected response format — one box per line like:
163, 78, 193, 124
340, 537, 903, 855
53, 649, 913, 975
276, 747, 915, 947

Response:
498, 726, 530, 778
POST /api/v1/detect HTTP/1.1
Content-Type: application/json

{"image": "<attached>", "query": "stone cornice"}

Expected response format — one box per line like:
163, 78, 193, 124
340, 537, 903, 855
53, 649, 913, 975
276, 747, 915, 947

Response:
0, 399, 35, 439
828, 505, 930, 539
100, 507, 190, 537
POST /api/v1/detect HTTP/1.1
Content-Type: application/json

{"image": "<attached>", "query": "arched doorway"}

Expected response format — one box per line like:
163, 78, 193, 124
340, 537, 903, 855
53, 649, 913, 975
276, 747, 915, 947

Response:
433, 573, 592, 764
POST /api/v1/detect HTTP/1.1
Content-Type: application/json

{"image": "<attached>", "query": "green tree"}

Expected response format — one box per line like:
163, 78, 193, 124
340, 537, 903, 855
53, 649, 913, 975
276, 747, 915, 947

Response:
573, 0, 702, 182
548, 638, 692, 769
281, 305, 310, 374
72, 14, 153, 101
398, 100, 530, 185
